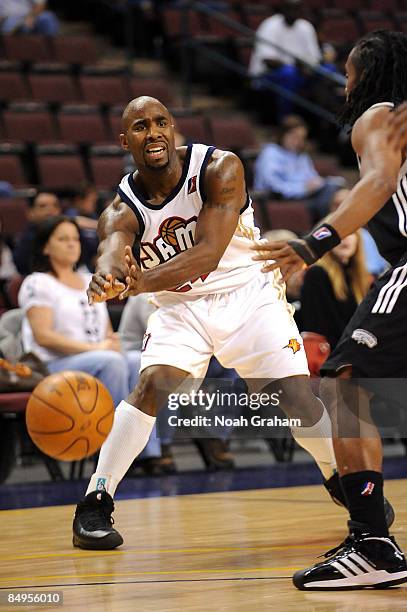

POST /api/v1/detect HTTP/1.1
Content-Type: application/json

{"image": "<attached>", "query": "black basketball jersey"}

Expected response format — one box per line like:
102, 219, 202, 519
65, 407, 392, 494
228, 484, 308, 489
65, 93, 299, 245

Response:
358, 102, 407, 265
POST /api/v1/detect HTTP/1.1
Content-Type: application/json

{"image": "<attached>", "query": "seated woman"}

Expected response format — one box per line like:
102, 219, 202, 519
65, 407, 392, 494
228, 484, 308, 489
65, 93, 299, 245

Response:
18, 215, 141, 407
299, 232, 371, 357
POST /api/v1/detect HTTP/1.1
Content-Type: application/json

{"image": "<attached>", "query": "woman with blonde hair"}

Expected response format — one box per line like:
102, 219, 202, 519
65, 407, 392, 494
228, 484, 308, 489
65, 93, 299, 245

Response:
299, 231, 371, 351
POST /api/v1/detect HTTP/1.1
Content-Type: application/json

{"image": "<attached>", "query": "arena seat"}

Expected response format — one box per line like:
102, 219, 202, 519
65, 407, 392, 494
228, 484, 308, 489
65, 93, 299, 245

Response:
52, 35, 98, 66
3, 104, 58, 143
161, 8, 207, 38
301, 332, 331, 378
174, 114, 210, 144
395, 12, 407, 31
332, 0, 363, 10
0, 198, 29, 234
28, 73, 79, 104
369, 0, 399, 10
206, 11, 243, 38
319, 14, 360, 44
89, 145, 125, 189
107, 106, 124, 142
244, 8, 269, 32
359, 11, 395, 33
2, 35, 52, 63
0, 393, 31, 414
265, 201, 312, 234
36, 145, 87, 189
79, 74, 130, 106
0, 147, 27, 187
313, 157, 340, 177
208, 115, 258, 150
130, 77, 177, 108
57, 105, 111, 144
0, 71, 30, 103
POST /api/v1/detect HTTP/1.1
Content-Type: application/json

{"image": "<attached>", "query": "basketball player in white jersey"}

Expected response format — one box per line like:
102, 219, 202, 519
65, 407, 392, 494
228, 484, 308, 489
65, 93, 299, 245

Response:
253, 31, 407, 589
73, 95, 359, 551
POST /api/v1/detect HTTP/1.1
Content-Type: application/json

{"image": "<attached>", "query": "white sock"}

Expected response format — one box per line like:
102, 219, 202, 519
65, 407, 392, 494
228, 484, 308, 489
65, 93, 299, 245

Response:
291, 402, 337, 480
86, 400, 156, 497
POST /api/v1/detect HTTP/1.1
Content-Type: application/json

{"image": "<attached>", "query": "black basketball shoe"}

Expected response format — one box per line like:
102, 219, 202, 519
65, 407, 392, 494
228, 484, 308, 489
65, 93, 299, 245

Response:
323, 472, 395, 528
73, 490, 123, 550
293, 521, 407, 590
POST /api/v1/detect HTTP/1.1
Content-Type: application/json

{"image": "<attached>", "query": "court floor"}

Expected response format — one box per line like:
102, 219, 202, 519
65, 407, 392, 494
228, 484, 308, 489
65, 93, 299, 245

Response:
1, 479, 406, 611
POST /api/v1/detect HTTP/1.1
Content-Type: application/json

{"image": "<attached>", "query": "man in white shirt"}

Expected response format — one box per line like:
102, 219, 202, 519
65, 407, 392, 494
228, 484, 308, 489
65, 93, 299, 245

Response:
249, 0, 321, 120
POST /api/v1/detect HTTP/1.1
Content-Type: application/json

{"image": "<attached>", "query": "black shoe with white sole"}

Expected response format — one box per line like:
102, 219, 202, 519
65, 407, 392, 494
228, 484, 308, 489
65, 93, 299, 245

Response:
73, 490, 123, 550
323, 472, 395, 528
293, 521, 407, 590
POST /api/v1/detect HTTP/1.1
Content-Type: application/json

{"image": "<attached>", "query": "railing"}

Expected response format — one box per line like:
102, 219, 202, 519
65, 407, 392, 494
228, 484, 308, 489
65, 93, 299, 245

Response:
178, 0, 346, 124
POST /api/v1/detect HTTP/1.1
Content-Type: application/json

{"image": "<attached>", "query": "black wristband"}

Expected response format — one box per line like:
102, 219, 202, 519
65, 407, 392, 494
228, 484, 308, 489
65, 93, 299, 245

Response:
288, 223, 341, 265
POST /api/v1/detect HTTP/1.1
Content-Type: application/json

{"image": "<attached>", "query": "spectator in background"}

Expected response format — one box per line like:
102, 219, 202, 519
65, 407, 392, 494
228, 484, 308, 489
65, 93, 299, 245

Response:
118, 293, 170, 475
13, 191, 62, 276
330, 189, 388, 277
0, 0, 59, 35
119, 294, 236, 472
0, 216, 18, 309
18, 215, 141, 408
262, 229, 305, 313
65, 184, 99, 272
249, 0, 321, 120
254, 115, 345, 223
299, 232, 371, 352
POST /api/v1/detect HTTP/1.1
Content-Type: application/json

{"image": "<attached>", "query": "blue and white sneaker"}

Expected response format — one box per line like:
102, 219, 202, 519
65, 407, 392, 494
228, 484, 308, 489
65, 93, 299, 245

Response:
293, 521, 407, 590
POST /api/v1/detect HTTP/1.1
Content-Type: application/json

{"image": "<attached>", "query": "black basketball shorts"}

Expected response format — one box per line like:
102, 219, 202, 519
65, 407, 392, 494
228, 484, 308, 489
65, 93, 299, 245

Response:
321, 252, 407, 378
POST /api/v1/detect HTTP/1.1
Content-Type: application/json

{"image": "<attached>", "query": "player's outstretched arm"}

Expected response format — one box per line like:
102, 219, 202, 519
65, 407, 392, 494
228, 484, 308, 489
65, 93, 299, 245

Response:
87, 195, 139, 304
123, 151, 245, 295
252, 106, 402, 280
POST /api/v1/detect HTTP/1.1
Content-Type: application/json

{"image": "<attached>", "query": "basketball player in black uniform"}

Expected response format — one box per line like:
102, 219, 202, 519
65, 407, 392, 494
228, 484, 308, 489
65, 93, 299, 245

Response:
253, 30, 407, 590
388, 100, 407, 152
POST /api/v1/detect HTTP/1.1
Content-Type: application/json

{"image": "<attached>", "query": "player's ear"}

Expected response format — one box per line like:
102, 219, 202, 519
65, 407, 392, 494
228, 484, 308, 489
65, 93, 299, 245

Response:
119, 133, 129, 151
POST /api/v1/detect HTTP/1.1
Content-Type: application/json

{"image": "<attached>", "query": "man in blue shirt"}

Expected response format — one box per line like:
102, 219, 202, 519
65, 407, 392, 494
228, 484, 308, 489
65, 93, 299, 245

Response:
254, 115, 345, 223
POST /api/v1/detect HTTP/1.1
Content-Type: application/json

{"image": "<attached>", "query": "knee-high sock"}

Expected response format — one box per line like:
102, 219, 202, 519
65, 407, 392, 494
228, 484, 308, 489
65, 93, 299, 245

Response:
291, 403, 337, 480
86, 400, 156, 497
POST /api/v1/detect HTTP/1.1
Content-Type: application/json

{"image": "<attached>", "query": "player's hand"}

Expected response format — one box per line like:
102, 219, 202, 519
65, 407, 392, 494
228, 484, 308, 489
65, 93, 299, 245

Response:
387, 101, 407, 152
87, 273, 126, 305
251, 239, 307, 281
97, 333, 121, 352
119, 245, 145, 299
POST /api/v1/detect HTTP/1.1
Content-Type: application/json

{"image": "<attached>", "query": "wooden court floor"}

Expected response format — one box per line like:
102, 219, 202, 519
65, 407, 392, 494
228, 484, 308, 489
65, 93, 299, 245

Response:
1, 480, 406, 611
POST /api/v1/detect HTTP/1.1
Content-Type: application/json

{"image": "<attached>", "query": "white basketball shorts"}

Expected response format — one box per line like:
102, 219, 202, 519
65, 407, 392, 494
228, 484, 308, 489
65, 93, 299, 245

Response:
140, 274, 309, 381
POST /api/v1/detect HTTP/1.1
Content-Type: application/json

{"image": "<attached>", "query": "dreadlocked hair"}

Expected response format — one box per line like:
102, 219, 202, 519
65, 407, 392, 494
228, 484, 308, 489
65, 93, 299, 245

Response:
339, 30, 407, 127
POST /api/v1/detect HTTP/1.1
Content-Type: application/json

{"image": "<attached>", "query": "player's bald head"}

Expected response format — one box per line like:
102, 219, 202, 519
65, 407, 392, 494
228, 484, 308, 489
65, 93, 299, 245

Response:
121, 96, 171, 131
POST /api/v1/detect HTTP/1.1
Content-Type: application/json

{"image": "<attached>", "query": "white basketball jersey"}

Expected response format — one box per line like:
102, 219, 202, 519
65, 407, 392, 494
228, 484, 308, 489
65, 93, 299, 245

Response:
117, 143, 267, 299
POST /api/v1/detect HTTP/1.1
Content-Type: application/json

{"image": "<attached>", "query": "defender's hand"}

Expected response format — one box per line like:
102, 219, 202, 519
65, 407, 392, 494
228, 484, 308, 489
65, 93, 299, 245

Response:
251, 240, 307, 281
119, 245, 145, 299
388, 102, 407, 152
87, 273, 126, 305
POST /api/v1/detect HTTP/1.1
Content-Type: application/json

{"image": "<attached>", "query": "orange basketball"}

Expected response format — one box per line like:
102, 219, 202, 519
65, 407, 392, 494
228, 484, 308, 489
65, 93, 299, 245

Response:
160, 217, 185, 247
26, 371, 114, 461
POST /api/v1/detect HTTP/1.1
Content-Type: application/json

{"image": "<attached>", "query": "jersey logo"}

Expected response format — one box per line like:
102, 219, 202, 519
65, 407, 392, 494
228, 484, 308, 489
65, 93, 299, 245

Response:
140, 215, 209, 293
284, 338, 301, 354
351, 329, 377, 348
187, 175, 197, 194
